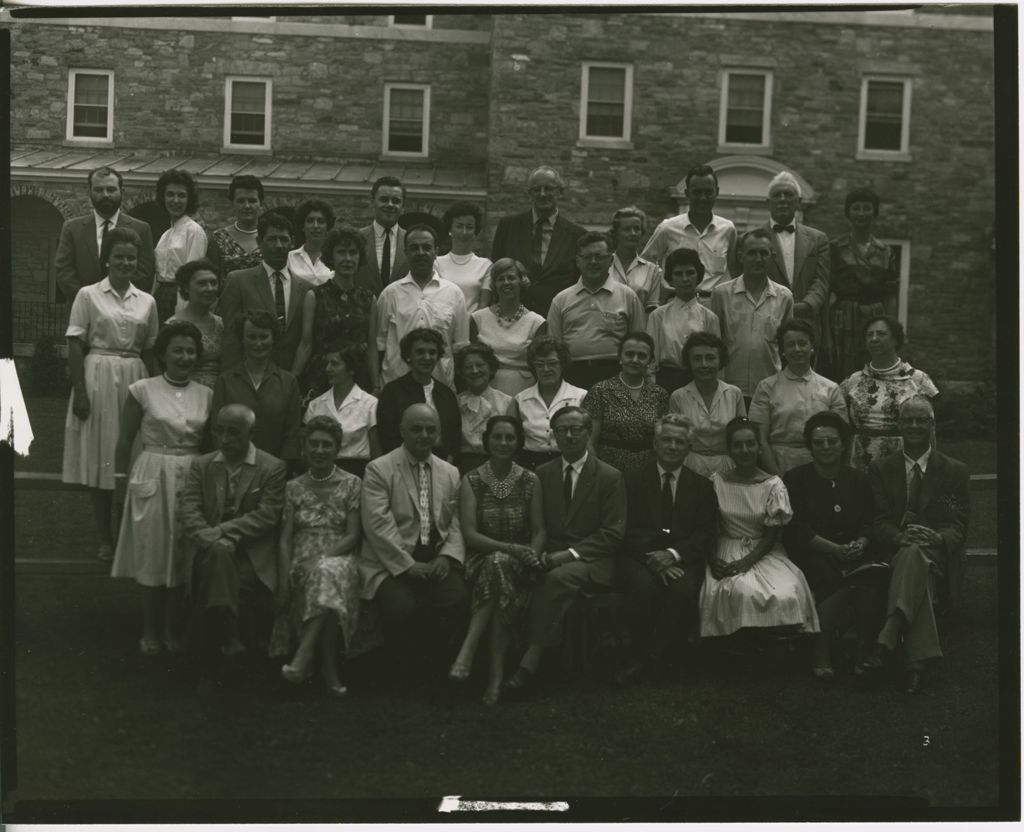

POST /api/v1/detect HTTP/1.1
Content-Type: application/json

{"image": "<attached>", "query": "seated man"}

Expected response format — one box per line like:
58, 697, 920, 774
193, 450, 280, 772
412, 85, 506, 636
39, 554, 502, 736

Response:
617, 414, 718, 685
359, 403, 468, 675
376, 327, 461, 463
179, 404, 287, 661
502, 405, 626, 697
861, 396, 969, 694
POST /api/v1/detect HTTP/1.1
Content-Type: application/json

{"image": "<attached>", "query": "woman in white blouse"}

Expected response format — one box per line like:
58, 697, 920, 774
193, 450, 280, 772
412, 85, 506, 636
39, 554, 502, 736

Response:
303, 343, 381, 479
153, 169, 207, 322
288, 198, 335, 286
435, 201, 493, 313
455, 342, 514, 474
608, 206, 663, 311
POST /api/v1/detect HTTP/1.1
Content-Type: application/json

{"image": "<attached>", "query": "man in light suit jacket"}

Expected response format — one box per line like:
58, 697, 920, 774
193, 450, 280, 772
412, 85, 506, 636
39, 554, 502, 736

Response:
861, 396, 970, 694
763, 171, 831, 368
359, 403, 468, 672
354, 175, 408, 295
179, 404, 287, 661
616, 414, 718, 686
502, 405, 626, 697
219, 211, 313, 372
55, 166, 155, 301
490, 166, 587, 317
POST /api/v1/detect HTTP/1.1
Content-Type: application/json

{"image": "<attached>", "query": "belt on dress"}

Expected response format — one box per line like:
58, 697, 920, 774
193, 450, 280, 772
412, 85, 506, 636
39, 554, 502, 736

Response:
142, 445, 200, 456
90, 349, 141, 358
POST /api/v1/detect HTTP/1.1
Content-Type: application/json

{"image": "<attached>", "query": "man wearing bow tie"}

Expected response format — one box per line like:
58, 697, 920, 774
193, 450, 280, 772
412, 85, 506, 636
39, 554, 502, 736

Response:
763, 171, 831, 370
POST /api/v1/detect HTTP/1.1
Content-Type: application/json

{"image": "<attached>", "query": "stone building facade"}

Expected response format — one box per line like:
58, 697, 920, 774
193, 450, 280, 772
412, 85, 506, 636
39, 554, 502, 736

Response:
5, 9, 995, 398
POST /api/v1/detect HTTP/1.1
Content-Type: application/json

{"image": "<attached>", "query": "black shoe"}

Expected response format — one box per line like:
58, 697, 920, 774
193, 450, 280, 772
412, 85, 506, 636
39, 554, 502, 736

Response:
903, 669, 924, 695
500, 666, 535, 699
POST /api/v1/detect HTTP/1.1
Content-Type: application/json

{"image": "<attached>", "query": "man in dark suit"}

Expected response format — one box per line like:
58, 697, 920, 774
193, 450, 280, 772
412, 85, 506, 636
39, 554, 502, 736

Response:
763, 171, 831, 368
616, 414, 718, 685
55, 166, 156, 301
502, 405, 626, 697
354, 175, 408, 295
490, 165, 587, 317
218, 211, 313, 372
179, 404, 287, 661
861, 396, 970, 694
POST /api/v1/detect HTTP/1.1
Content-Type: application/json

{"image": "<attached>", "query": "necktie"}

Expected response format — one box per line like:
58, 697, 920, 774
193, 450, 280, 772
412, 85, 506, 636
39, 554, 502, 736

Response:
272, 272, 286, 327
563, 465, 574, 508
418, 462, 432, 545
381, 227, 391, 281
661, 471, 675, 529
907, 462, 923, 514
773, 223, 795, 234
100, 219, 110, 257
532, 216, 545, 271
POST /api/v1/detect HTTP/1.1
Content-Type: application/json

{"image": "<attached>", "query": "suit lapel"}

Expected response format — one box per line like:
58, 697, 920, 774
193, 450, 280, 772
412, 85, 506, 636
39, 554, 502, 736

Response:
398, 454, 421, 516
81, 216, 102, 271
391, 228, 406, 282
766, 226, 789, 286
545, 215, 569, 269
889, 455, 908, 519
918, 453, 943, 514
233, 463, 257, 513
792, 225, 810, 289
567, 456, 596, 524
252, 267, 275, 311
286, 277, 303, 325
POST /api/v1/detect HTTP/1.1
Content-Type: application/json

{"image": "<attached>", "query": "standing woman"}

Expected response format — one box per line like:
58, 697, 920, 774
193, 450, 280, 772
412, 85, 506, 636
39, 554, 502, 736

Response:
470, 258, 547, 397
828, 187, 899, 380
582, 332, 669, 476
840, 315, 938, 471
292, 224, 379, 399
165, 259, 223, 389
62, 227, 159, 562
207, 175, 265, 279
668, 332, 746, 478
153, 169, 207, 322
749, 319, 846, 476
288, 198, 335, 286
608, 206, 662, 311
111, 322, 212, 655
435, 201, 493, 313
275, 417, 363, 695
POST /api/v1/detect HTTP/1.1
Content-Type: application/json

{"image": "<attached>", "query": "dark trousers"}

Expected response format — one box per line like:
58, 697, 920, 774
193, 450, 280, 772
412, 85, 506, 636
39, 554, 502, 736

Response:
619, 556, 703, 663
528, 560, 607, 648
193, 544, 271, 653
564, 358, 619, 391
793, 552, 889, 651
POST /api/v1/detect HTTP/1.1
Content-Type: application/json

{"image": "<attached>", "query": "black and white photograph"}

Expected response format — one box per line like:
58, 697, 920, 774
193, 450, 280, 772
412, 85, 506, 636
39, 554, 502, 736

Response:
0, 2, 1016, 824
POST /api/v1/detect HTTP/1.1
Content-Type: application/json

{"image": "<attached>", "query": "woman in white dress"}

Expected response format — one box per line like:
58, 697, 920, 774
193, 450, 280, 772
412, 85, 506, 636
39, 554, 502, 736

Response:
153, 169, 208, 321
111, 321, 212, 655
435, 201, 492, 313
699, 416, 820, 638
62, 227, 160, 562
287, 198, 335, 285
165, 258, 223, 388
471, 258, 547, 397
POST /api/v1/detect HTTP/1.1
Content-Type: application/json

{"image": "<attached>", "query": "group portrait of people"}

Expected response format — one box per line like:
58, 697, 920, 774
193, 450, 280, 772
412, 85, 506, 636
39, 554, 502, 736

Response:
55, 159, 970, 702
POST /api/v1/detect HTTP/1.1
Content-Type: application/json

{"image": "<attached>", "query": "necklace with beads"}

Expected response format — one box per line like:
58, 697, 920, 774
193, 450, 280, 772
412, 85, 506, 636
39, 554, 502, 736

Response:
308, 467, 336, 483
234, 222, 258, 235
163, 373, 190, 388
618, 374, 644, 390
492, 304, 525, 327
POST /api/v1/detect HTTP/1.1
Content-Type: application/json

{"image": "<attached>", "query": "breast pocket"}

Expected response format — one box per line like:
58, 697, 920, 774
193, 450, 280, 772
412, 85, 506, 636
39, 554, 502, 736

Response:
599, 309, 627, 337
702, 247, 728, 278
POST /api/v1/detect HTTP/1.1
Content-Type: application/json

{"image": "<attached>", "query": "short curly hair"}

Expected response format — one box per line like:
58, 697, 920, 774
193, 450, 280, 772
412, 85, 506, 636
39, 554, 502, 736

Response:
399, 327, 445, 362
99, 227, 142, 274
802, 410, 852, 450
154, 320, 204, 369
442, 201, 483, 234
481, 414, 525, 453
525, 334, 572, 375
775, 318, 816, 353
321, 223, 367, 270
174, 258, 219, 300
844, 187, 880, 218
228, 174, 264, 203
664, 247, 706, 282
302, 414, 344, 452
156, 169, 199, 215
862, 314, 904, 350
455, 342, 499, 382
617, 331, 655, 359
293, 199, 336, 246
681, 331, 729, 371
235, 308, 281, 345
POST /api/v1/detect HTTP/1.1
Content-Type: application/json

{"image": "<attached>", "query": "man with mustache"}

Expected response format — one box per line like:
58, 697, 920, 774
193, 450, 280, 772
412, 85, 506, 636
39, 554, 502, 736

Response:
55, 166, 156, 301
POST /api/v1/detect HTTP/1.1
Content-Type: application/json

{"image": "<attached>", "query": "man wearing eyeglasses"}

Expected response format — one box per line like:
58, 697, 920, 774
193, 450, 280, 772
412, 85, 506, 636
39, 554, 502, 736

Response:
490, 166, 587, 317
501, 405, 626, 699
547, 231, 646, 389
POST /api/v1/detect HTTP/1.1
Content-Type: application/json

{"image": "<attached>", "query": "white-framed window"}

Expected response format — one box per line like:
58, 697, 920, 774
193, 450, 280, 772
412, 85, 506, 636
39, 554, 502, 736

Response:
223, 77, 272, 151
858, 76, 912, 157
579, 62, 633, 145
389, 14, 432, 27
231, 16, 276, 21
66, 69, 114, 142
879, 238, 911, 330
383, 83, 430, 157
718, 70, 773, 148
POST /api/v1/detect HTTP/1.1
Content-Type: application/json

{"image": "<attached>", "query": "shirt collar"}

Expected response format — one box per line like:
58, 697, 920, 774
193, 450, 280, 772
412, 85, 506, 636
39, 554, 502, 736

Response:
532, 209, 558, 228
214, 442, 257, 466
373, 220, 398, 239
562, 450, 588, 475
656, 462, 683, 479
904, 447, 931, 472
782, 366, 813, 381
98, 276, 140, 299
671, 295, 700, 309
574, 276, 614, 295
398, 271, 441, 288
735, 276, 777, 297
262, 261, 291, 280
402, 447, 432, 468
94, 210, 120, 229
683, 212, 721, 231
334, 384, 366, 408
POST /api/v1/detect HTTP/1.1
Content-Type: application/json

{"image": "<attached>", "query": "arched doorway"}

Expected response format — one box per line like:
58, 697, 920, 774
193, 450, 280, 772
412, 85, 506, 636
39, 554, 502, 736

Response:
670, 156, 817, 233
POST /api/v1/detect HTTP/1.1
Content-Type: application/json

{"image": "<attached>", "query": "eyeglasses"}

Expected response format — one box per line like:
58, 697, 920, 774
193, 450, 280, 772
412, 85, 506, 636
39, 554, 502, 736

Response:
553, 426, 588, 437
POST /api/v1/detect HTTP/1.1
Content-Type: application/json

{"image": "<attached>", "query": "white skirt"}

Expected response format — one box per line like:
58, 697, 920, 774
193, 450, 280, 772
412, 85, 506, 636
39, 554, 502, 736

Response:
61, 354, 147, 489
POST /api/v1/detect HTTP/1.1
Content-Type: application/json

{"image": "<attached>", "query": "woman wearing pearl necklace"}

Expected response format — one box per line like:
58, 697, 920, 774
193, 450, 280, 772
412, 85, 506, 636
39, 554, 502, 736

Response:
434, 201, 493, 314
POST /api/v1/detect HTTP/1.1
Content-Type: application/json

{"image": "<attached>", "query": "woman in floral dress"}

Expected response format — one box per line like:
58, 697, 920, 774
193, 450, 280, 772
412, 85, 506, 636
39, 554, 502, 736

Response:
165, 259, 223, 388
840, 315, 938, 471
206, 175, 265, 280
449, 416, 545, 705
274, 417, 362, 695
582, 331, 669, 476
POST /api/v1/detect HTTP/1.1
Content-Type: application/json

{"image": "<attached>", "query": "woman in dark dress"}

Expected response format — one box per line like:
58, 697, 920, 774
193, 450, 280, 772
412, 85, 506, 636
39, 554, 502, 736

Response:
449, 416, 545, 705
292, 223, 379, 400
206, 175, 265, 280
783, 411, 888, 679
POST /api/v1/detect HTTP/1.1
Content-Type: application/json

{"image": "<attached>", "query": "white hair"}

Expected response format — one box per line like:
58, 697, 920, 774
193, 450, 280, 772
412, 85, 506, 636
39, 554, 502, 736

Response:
217, 403, 256, 429
768, 171, 802, 199
527, 166, 565, 189
898, 395, 935, 419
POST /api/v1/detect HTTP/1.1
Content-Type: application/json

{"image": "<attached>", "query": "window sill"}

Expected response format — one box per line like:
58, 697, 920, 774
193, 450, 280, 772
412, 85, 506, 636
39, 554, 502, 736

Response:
576, 137, 633, 150
221, 146, 273, 156
716, 143, 773, 156
378, 152, 429, 161
62, 138, 114, 149
856, 149, 912, 162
